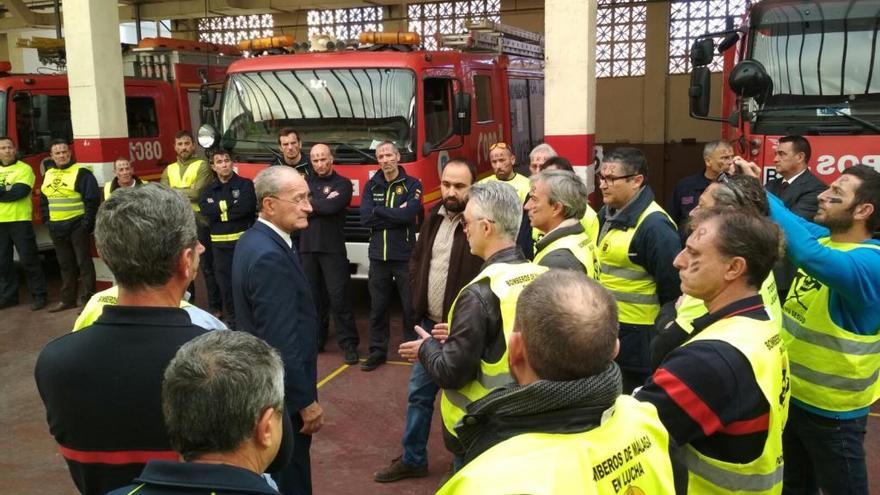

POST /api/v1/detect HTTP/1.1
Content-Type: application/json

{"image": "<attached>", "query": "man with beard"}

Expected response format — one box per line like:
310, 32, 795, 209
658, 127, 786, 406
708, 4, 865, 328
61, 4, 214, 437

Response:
374, 159, 482, 483
161, 130, 222, 315
737, 159, 880, 495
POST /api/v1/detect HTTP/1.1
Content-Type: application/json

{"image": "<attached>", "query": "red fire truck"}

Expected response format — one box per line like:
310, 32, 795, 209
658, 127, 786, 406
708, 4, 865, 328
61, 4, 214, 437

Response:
198, 24, 545, 278
1, 37, 236, 248
688, 0, 880, 183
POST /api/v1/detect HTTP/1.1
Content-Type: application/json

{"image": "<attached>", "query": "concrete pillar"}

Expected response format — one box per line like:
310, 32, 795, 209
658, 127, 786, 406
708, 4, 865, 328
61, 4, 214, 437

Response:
61, 0, 129, 186
543, 0, 597, 194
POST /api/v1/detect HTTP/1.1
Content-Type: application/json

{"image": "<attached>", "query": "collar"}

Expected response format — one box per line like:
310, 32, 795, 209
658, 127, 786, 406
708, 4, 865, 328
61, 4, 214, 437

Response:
371, 166, 408, 186
135, 460, 278, 494
211, 172, 241, 188
497, 172, 521, 182
691, 294, 768, 334
536, 220, 584, 251
257, 217, 292, 248
783, 168, 807, 185
604, 186, 655, 229
94, 305, 194, 328
175, 158, 201, 168
481, 245, 526, 270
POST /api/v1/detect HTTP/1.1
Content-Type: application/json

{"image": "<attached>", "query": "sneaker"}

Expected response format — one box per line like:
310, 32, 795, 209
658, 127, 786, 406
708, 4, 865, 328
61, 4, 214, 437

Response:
343, 347, 360, 365
361, 353, 386, 372
374, 456, 428, 483
30, 296, 47, 311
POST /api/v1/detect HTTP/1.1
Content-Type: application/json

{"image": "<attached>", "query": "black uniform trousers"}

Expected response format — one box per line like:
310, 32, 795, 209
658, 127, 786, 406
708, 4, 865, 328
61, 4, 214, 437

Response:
212, 242, 236, 329
273, 403, 312, 495
367, 259, 416, 357
191, 221, 222, 311
301, 251, 359, 352
0, 221, 46, 303
49, 221, 95, 305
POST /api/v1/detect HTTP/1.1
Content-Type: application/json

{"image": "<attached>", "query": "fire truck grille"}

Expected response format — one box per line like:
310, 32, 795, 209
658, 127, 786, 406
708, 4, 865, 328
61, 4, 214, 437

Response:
344, 207, 371, 243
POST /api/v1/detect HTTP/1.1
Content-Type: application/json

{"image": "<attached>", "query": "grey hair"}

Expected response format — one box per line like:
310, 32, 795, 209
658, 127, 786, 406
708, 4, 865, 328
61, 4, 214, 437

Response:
703, 140, 732, 159
254, 166, 297, 212
532, 170, 588, 220
162, 331, 285, 461
468, 181, 522, 241
516, 270, 619, 381
529, 143, 557, 161
95, 183, 197, 289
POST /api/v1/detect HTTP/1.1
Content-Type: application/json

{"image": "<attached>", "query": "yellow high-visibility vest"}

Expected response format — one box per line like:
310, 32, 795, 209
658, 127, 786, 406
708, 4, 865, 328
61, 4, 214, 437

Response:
439, 261, 547, 436
166, 160, 205, 212
597, 201, 675, 325
782, 238, 880, 412
682, 315, 790, 494
478, 173, 531, 203
438, 395, 675, 495
0, 160, 35, 222
533, 229, 597, 278
676, 272, 782, 334
41, 164, 85, 222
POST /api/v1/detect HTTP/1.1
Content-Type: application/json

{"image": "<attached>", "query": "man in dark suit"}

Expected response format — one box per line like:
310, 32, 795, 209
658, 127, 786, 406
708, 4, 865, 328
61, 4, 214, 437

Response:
232, 166, 324, 495
765, 135, 827, 298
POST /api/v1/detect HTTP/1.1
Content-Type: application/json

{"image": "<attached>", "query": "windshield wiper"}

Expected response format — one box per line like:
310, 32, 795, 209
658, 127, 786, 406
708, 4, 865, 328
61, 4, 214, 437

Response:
756, 105, 880, 133
326, 141, 377, 163
220, 136, 284, 161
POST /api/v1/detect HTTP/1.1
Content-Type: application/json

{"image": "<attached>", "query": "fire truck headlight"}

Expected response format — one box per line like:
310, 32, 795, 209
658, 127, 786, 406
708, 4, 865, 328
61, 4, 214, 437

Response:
198, 124, 219, 149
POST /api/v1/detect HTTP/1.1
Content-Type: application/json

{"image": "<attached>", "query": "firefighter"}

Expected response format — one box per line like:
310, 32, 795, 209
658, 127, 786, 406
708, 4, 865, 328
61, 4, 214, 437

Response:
398, 180, 546, 470
478, 142, 530, 203
300, 143, 360, 362
359, 141, 423, 372
438, 271, 675, 494
161, 130, 222, 314
198, 149, 256, 329
273, 127, 312, 177
102, 157, 144, 200
636, 209, 789, 494
39, 139, 99, 312
596, 147, 680, 392
0, 136, 47, 310
526, 170, 596, 276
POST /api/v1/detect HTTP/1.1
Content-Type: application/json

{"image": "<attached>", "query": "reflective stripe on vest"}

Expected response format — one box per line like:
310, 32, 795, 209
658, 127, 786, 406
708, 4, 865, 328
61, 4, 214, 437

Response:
676, 273, 782, 334
0, 160, 36, 222
437, 395, 676, 495
533, 229, 597, 278
439, 261, 548, 436
682, 316, 789, 495
211, 231, 245, 243
782, 239, 880, 412
167, 160, 204, 212
41, 164, 85, 221
597, 201, 673, 325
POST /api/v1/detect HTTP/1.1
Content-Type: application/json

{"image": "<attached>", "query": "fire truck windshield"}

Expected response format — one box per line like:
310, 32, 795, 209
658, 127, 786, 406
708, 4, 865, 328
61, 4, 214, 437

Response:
748, 0, 880, 134
220, 68, 416, 162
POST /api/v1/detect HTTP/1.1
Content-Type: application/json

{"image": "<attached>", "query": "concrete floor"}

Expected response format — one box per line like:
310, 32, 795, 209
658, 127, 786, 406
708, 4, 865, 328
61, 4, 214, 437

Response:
1, 262, 878, 494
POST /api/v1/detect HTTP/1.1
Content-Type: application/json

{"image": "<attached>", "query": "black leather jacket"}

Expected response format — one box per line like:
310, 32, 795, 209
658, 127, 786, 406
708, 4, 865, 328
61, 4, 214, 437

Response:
418, 246, 527, 390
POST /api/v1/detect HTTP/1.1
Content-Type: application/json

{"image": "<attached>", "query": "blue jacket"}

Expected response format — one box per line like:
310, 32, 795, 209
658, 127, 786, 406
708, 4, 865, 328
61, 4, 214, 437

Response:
198, 173, 256, 242
232, 221, 318, 411
359, 167, 423, 262
107, 461, 278, 495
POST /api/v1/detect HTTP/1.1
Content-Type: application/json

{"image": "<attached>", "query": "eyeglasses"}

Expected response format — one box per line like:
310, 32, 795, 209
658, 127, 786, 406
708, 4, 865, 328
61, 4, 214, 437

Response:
596, 173, 638, 185
489, 142, 511, 152
460, 216, 496, 228
270, 194, 311, 206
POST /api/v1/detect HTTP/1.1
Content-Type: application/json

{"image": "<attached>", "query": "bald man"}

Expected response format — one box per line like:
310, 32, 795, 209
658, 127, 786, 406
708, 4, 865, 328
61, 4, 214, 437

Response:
301, 144, 360, 363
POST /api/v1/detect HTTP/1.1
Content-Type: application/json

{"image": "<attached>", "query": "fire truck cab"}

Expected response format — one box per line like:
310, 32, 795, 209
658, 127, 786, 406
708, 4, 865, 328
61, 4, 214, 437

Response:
688, 0, 880, 184
199, 25, 545, 278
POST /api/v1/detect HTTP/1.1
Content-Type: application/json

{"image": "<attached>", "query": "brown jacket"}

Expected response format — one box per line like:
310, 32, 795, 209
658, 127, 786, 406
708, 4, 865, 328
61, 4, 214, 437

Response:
409, 202, 483, 324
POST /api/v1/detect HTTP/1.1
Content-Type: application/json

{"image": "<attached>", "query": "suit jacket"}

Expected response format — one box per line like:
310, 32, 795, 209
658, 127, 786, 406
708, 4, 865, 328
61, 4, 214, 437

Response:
232, 220, 318, 411
766, 169, 827, 298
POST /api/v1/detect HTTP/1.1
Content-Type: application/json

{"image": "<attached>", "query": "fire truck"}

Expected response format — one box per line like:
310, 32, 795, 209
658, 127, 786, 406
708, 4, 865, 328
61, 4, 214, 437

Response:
1, 37, 237, 248
198, 23, 546, 278
688, 0, 880, 184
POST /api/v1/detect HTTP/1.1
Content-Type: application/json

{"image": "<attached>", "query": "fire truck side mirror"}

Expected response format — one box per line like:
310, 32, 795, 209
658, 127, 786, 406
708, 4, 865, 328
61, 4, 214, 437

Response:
453, 91, 471, 136
200, 86, 218, 108
729, 60, 771, 102
690, 38, 715, 68
198, 124, 219, 149
689, 66, 712, 118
